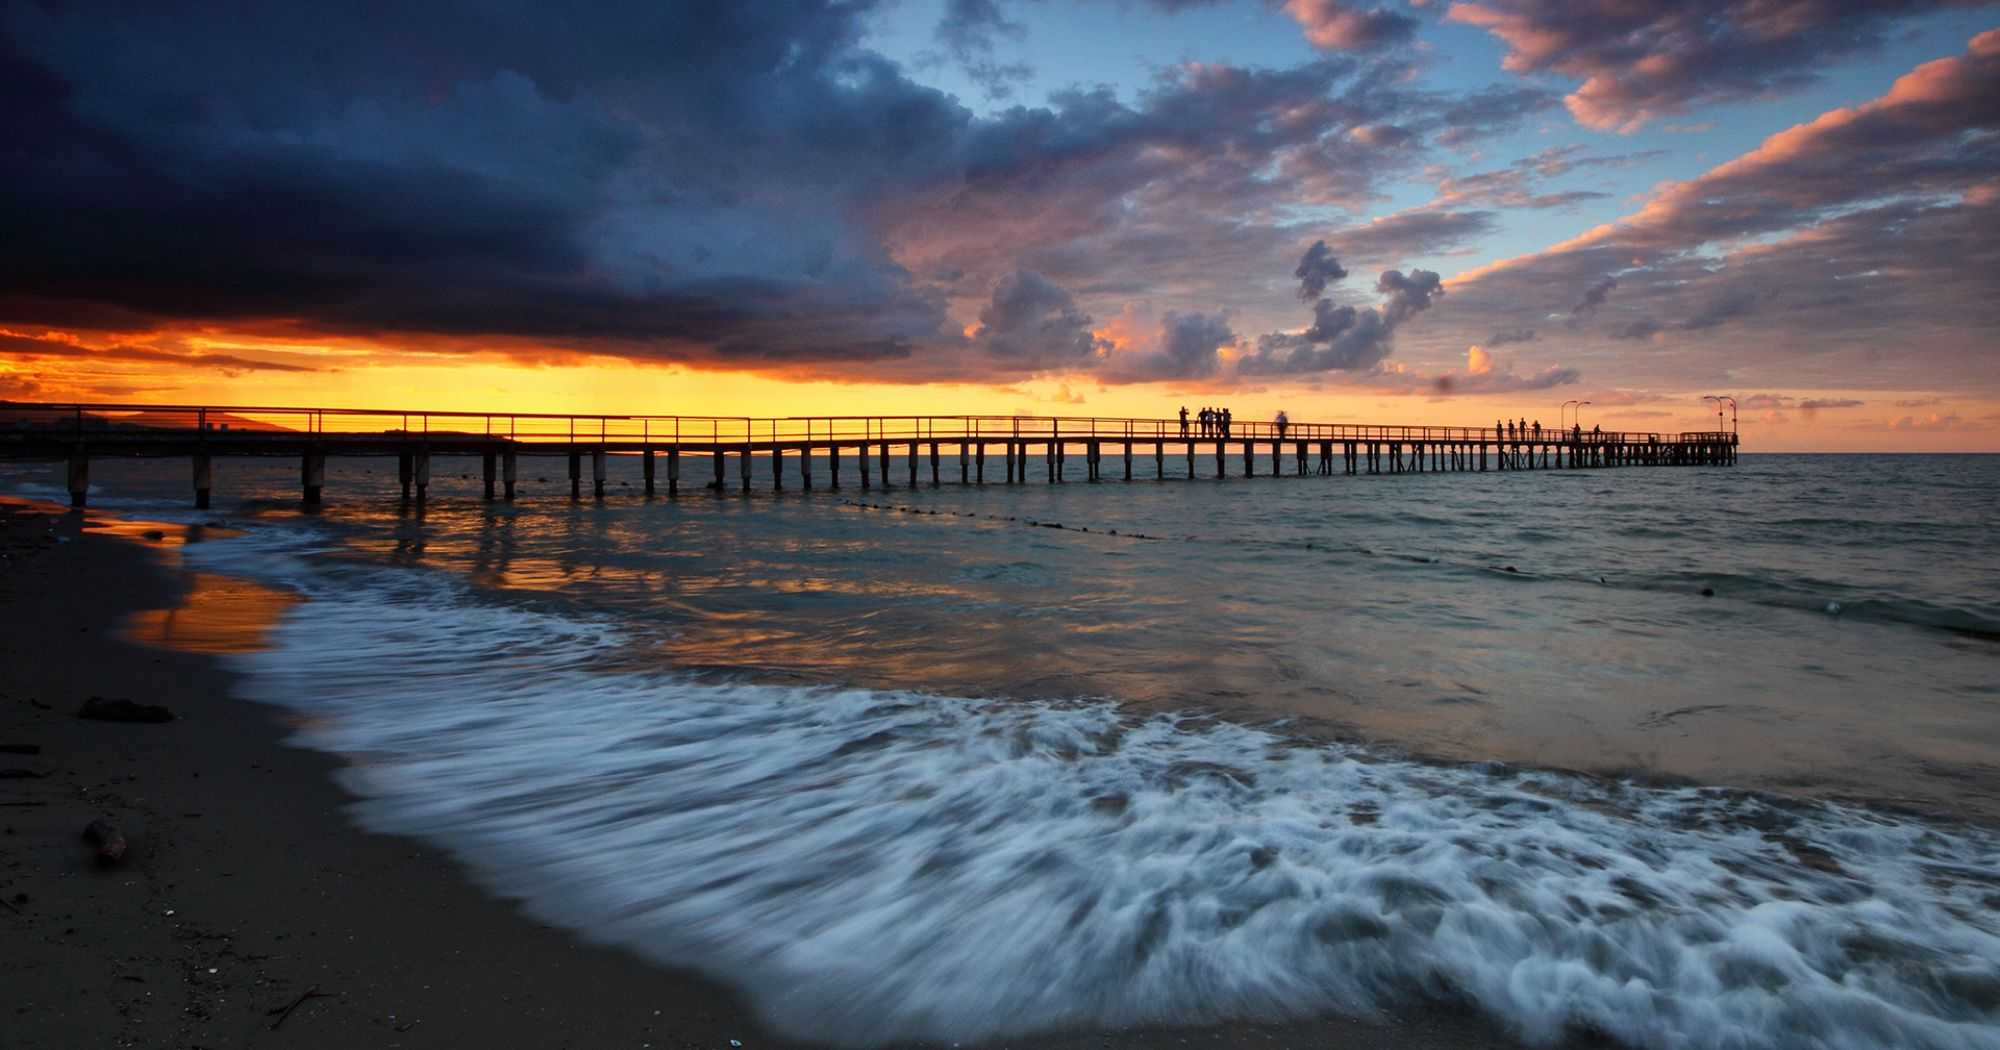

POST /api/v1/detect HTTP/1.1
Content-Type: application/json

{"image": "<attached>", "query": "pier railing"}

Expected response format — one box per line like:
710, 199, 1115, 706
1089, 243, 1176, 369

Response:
0, 402, 1735, 447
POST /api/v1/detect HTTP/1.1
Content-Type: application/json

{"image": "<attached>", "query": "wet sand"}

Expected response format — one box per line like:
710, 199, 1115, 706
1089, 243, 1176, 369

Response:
0, 498, 1560, 1050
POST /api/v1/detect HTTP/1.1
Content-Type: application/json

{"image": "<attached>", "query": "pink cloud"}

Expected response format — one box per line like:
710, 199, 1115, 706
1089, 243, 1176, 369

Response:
1283, 0, 1420, 50
1445, 1, 1983, 132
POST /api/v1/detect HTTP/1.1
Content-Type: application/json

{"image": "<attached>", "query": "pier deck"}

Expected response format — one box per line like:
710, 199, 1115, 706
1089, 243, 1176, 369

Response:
1, 402, 1738, 507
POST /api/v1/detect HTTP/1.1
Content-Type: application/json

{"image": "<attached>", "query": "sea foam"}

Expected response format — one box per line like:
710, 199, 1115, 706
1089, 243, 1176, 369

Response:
187, 530, 2000, 1049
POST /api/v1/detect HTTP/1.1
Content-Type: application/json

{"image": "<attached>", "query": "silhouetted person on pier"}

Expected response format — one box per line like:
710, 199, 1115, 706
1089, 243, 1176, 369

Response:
1275, 410, 1289, 439
1179, 406, 1189, 437
1592, 424, 1601, 438
1532, 420, 1542, 441
1573, 423, 1583, 442
1496, 419, 1504, 440
1221, 408, 1233, 438
1199, 407, 1212, 436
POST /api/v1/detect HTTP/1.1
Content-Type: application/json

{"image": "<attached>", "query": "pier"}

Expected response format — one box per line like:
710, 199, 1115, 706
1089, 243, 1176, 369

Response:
0, 402, 1738, 508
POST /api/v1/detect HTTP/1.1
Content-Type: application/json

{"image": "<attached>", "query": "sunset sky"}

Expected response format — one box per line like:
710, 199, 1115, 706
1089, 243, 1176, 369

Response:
3, 1, 1997, 450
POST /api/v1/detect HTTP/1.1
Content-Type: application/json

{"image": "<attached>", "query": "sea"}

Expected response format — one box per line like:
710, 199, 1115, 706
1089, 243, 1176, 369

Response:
7, 451, 1999, 1049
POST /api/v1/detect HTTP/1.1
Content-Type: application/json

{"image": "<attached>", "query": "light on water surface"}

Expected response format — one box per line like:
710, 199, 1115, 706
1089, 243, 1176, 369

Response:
9, 453, 2000, 1048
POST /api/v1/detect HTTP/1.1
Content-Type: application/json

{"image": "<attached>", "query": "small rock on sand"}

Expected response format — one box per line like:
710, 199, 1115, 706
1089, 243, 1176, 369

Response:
82, 819, 127, 865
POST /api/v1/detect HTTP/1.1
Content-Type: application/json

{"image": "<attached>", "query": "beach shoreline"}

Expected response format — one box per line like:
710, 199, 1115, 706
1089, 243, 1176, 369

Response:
0, 497, 1548, 1050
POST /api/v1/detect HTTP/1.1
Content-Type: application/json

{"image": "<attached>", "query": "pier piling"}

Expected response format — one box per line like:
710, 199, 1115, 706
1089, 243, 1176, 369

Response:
193, 453, 212, 509
305, 448, 326, 506
67, 449, 87, 507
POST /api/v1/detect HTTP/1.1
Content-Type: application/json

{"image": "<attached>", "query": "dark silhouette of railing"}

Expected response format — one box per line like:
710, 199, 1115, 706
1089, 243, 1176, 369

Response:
0, 402, 1737, 447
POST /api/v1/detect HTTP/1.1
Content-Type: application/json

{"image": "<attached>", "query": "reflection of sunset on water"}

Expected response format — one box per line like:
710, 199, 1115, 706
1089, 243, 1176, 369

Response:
124, 571, 297, 655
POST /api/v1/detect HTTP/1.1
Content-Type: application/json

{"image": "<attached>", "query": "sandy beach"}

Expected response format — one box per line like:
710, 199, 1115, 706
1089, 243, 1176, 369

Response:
0, 498, 1548, 1050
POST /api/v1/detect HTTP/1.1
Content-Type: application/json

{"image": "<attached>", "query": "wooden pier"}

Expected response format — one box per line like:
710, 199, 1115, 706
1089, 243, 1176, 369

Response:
0, 403, 1738, 508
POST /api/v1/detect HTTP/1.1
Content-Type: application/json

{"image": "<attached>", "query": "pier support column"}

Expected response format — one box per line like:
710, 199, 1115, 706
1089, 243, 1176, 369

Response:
304, 448, 327, 506
910, 442, 920, 488
773, 448, 785, 491
1186, 441, 1195, 479
931, 442, 941, 487
482, 450, 497, 500
666, 447, 680, 496
1046, 442, 1056, 484
712, 449, 726, 493
399, 451, 414, 500
193, 453, 212, 509
1215, 441, 1226, 479
592, 449, 607, 500
801, 447, 813, 490
414, 450, 431, 503
1243, 441, 1255, 477
827, 446, 839, 490
1152, 443, 1162, 480
66, 449, 88, 508
567, 450, 582, 500
859, 442, 871, 490
880, 443, 892, 488
976, 444, 986, 484
503, 448, 518, 501
740, 446, 752, 494
959, 443, 969, 484
643, 449, 656, 496
1124, 442, 1133, 482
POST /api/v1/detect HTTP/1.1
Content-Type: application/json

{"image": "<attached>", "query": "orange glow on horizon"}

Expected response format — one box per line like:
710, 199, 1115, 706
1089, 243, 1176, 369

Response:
5, 327, 1996, 452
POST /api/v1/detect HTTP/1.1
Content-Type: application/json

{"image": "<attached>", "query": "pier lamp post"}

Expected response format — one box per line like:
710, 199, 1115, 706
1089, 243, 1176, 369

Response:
1561, 399, 1580, 430
1703, 395, 1726, 434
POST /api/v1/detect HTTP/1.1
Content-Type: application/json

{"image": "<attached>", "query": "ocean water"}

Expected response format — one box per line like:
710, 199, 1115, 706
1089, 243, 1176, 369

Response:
8, 452, 2000, 1048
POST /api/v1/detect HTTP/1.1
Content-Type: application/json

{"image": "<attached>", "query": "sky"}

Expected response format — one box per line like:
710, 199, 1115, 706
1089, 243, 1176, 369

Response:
3, 0, 1997, 450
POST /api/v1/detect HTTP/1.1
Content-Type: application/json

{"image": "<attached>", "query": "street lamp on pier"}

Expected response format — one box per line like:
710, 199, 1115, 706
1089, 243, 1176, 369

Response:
1703, 395, 1734, 434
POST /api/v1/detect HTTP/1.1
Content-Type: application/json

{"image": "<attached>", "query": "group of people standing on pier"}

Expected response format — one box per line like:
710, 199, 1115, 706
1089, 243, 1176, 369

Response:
1180, 405, 1235, 438
1170, 406, 1602, 443
1498, 418, 1596, 441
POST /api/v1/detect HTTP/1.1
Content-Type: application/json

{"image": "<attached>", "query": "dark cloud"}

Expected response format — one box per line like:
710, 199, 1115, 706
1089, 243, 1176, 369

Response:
1486, 327, 1536, 346
971, 271, 1106, 367
1568, 276, 1619, 322
1110, 311, 1236, 381
936, 0, 1025, 60
1432, 84, 1564, 146
1609, 319, 1664, 341
1241, 246, 1442, 374
1377, 269, 1445, 324
1446, 0, 1980, 131
1799, 398, 1864, 409
932, 0, 1034, 100
1294, 241, 1349, 301
0, 1, 970, 370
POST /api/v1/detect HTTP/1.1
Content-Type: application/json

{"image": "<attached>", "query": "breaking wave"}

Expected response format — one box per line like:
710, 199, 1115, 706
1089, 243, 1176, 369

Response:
185, 530, 2000, 1050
